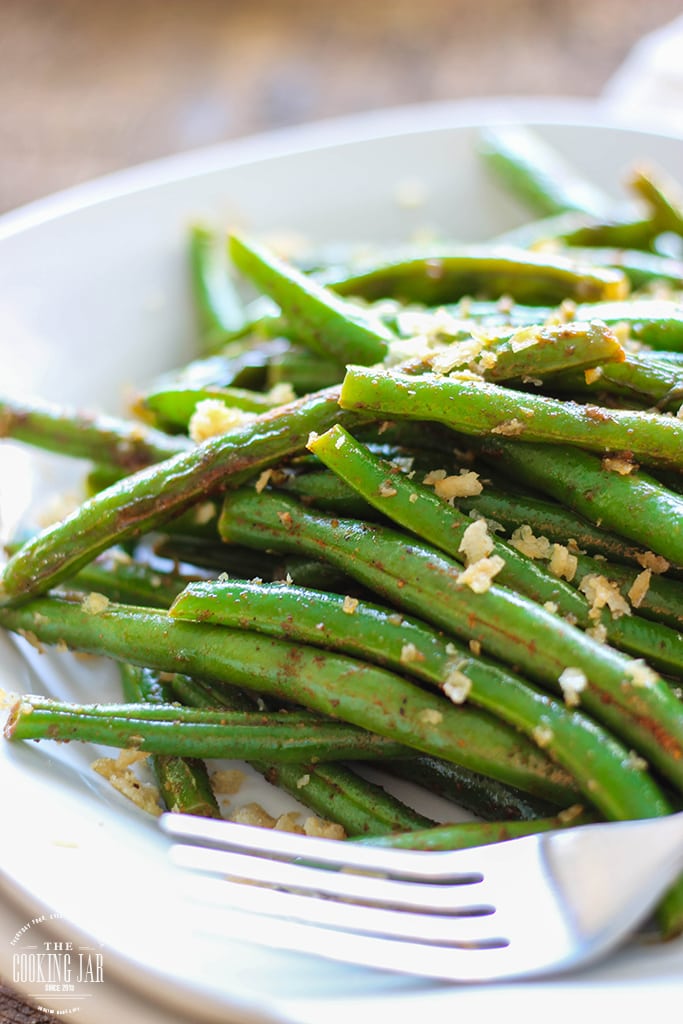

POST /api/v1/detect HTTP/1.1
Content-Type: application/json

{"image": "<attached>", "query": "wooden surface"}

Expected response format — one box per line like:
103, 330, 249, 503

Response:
0, 0, 681, 1020
1, 0, 682, 214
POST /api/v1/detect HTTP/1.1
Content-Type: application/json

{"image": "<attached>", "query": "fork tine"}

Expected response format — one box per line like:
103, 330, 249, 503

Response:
160, 813, 485, 882
169, 842, 493, 915
182, 869, 507, 948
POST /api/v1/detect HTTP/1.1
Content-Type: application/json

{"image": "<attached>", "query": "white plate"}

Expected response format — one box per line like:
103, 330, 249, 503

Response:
1, 97, 683, 1024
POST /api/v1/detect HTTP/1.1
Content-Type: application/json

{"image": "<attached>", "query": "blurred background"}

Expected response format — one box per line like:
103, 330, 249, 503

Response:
1, 0, 683, 214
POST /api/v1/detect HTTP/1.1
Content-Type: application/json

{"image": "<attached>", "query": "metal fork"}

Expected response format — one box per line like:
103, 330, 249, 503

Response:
159, 811, 683, 982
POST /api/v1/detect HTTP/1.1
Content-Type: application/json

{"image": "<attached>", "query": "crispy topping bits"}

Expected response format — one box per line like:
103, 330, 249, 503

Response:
457, 555, 506, 593
342, 595, 359, 615
17, 629, 45, 653
469, 639, 482, 655
558, 667, 588, 707
277, 511, 293, 527
584, 366, 603, 385
304, 817, 346, 840
423, 468, 483, 501
254, 468, 272, 494
635, 550, 671, 575
458, 519, 494, 567
510, 524, 552, 560
418, 708, 443, 725
443, 666, 472, 705
625, 750, 648, 772
579, 573, 631, 620
587, 622, 608, 644
400, 642, 426, 664
296, 774, 311, 789
378, 480, 398, 498
92, 750, 161, 817
231, 802, 276, 828
509, 326, 539, 352
274, 812, 305, 834
624, 659, 659, 689
533, 724, 554, 748
188, 399, 254, 442
81, 592, 110, 616
601, 455, 639, 475
491, 418, 526, 436
211, 768, 246, 795
409, 492, 418, 503
543, 601, 559, 614
267, 382, 296, 405
627, 569, 652, 608
548, 544, 578, 582
194, 500, 217, 525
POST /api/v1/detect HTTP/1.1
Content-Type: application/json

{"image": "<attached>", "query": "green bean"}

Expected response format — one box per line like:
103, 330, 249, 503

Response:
571, 554, 683, 634
404, 319, 626, 383
0, 386, 371, 606
324, 247, 628, 306
163, 672, 434, 836
4, 696, 407, 762
266, 347, 346, 395
547, 352, 683, 411
560, 246, 683, 290
144, 336, 291, 395
0, 594, 572, 803
477, 438, 683, 568
360, 806, 594, 851
217, 489, 683, 791
339, 365, 683, 471
189, 223, 248, 354
494, 211, 661, 252
477, 125, 612, 218
228, 233, 393, 366
139, 383, 284, 433
385, 756, 560, 822
628, 165, 683, 238
170, 576, 671, 819
118, 663, 221, 817
307, 425, 683, 676
0, 394, 189, 470
428, 298, 683, 352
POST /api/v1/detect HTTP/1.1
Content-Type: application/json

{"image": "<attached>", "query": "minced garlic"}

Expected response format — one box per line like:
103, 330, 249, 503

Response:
92, 750, 161, 817
579, 573, 631, 620
491, 418, 526, 436
458, 518, 494, 566
418, 708, 443, 725
423, 468, 483, 501
304, 817, 346, 840
548, 544, 578, 582
342, 595, 359, 614
635, 550, 670, 574
457, 555, 505, 593
627, 569, 651, 609
188, 399, 254, 442
558, 667, 588, 707
601, 455, 638, 475
81, 592, 110, 616
510, 524, 552, 560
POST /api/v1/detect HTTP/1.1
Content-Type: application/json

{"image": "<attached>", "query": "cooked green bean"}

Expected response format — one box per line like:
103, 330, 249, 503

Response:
306, 424, 683, 676
0, 594, 573, 803
229, 233, 393, 366
217, 489, 683, 790
0, 386, 371, 606
339, 365, 683, 471
477, 438, 683, 568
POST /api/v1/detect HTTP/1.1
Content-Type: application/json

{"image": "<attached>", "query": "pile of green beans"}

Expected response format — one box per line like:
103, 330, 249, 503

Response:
2, 127, 683, 936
